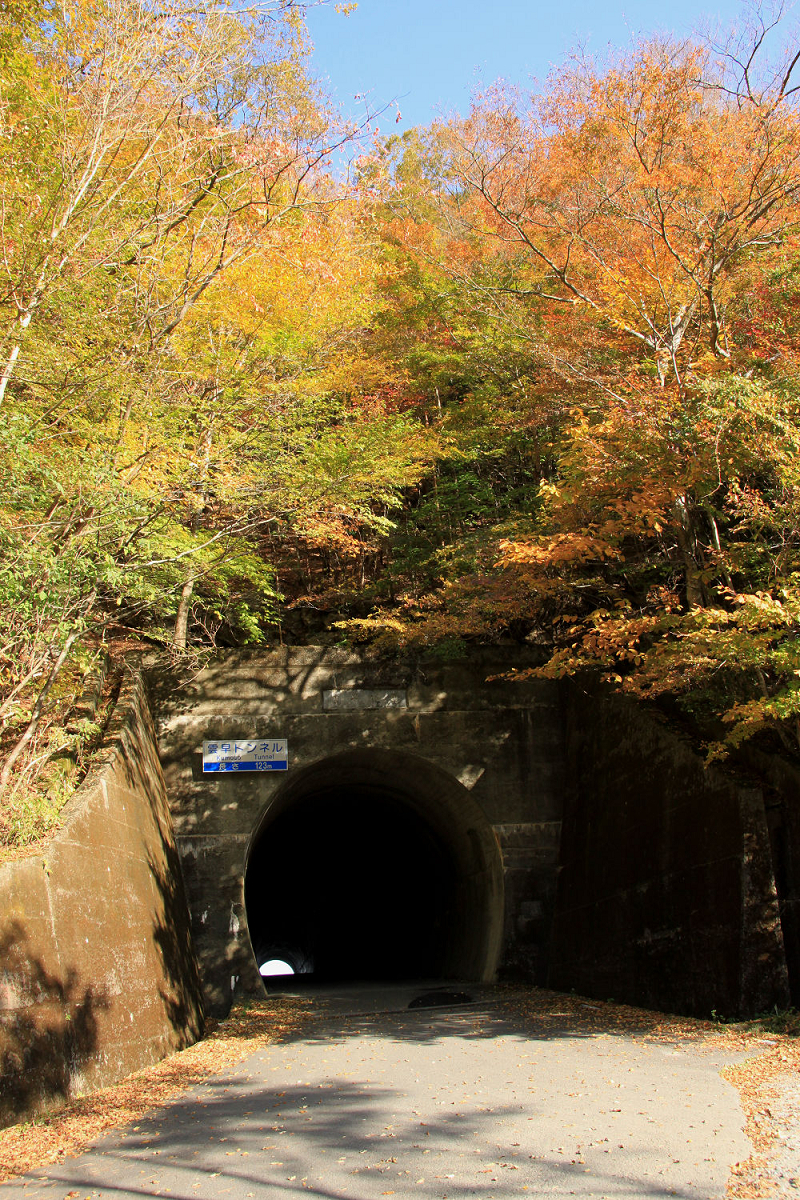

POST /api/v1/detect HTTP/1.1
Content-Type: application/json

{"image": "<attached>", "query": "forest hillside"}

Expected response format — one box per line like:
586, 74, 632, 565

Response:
3, 0, 800, 846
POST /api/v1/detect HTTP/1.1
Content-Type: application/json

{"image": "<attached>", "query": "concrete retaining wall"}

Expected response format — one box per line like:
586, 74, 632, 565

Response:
156, 649, 797, 1022
0, 671, 203, 1128
742, 748, 800, 1007
549, 685, 791, 1019
2, 646, 796, 1132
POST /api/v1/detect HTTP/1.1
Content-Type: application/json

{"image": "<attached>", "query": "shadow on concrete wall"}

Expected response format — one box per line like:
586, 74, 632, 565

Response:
550, 684, 792, 1019
0, 920, 109, 1127
0, 670, 204, 1131
147, 845, 204, 1043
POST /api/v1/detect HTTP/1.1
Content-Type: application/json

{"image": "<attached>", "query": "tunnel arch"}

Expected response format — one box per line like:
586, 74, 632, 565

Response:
243, 749, 504, 985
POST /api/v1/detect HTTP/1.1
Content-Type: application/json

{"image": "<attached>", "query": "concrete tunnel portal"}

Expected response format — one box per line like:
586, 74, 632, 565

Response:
244, 750, 505, 986
159, 649, 798, 1020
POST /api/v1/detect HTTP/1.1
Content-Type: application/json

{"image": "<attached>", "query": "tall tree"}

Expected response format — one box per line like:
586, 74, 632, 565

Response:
348, 18, 800, 761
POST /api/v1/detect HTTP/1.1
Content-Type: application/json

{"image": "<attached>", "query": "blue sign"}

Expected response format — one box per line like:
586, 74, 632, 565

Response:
202, 739, 288, 773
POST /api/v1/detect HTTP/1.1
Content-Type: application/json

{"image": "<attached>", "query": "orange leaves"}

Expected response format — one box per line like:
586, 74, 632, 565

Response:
498, 532, 622, 569
316, 26, 800, 762
294, 513, 367, 558
439, 34, 800, 386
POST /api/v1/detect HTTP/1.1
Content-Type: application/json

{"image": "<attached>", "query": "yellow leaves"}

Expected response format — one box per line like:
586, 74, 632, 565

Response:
295, 514, 366, 557
497, 532, 621, 571
538, 479, 560, 499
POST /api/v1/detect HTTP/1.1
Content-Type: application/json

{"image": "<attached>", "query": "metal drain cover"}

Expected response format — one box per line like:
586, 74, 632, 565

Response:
408, 990, 473, 1009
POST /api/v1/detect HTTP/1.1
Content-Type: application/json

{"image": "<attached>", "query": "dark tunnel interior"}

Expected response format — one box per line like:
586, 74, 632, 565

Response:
244, 786, 460, 984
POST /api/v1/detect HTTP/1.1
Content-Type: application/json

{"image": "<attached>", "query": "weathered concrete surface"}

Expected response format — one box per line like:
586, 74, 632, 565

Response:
0, 672, 203, 1128
743, 748, 800, 1007
1, 644, 792, 1135
1, 644, 795, 1136
153, 648, 796, 1022
154, 648, 566, 1015
550, 685, 791, 1019
0, 987, 752, 1200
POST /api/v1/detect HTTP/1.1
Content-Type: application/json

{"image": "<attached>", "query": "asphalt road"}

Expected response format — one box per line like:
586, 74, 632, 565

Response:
0, 984, 752, 1200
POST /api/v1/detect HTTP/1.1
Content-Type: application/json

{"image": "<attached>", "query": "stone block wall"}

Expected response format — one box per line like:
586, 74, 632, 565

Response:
154, 647, 566, 1014
0, 672, 203, 1128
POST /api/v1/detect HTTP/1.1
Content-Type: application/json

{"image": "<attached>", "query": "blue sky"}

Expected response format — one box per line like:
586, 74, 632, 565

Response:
306, 0, 751, 132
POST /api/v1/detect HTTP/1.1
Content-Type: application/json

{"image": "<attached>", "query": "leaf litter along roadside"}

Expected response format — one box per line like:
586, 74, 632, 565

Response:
0, 996, 315, 1184
0, 987, 796, 1192
497, 989, 800, 1200
725, 1043, 800, 1200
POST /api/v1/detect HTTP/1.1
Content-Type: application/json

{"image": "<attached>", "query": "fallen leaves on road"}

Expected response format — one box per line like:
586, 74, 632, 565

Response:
0, 997, 312, 1184
500, 987, 769, 1049
496, 988, 799, 1198
0, 986, 795, 1197
724, 1041, 800, 1199
493, 988, 799, 1199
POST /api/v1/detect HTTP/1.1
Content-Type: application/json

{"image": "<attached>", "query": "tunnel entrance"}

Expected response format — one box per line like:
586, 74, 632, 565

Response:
244, 750, 504, 986
247, 790, 456, 981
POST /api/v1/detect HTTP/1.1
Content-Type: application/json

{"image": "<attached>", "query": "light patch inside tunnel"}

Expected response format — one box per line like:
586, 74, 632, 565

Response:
259, 959, 295, 977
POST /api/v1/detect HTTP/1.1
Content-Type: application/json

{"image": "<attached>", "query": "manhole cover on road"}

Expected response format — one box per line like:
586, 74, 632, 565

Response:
408, 989, 473, 1008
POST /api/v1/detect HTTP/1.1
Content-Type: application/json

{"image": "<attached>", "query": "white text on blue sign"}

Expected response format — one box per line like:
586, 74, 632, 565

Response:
202, 739, 288, 773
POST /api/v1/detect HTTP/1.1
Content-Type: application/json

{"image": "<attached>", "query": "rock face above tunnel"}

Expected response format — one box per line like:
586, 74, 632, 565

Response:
153, 647, 792, 1020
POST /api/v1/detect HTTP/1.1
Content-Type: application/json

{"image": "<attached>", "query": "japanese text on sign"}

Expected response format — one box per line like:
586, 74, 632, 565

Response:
202, 739, 288, 772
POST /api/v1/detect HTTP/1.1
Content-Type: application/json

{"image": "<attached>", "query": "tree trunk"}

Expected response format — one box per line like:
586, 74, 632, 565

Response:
173, 573, 196, 650
0, 268, 47, 408
674, 496, 706, 608
0, 632, 79, 798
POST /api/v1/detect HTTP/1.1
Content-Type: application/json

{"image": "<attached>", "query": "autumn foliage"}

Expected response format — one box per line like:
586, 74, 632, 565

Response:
5, 2, 800, 834
351, 15, 800, 763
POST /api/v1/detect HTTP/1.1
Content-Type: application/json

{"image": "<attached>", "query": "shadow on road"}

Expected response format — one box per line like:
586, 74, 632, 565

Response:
27, 1073, 705, 1200
4, 993, 731, 1200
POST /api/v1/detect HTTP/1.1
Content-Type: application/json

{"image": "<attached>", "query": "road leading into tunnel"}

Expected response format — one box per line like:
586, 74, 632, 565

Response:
0, 983, 752, 1200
